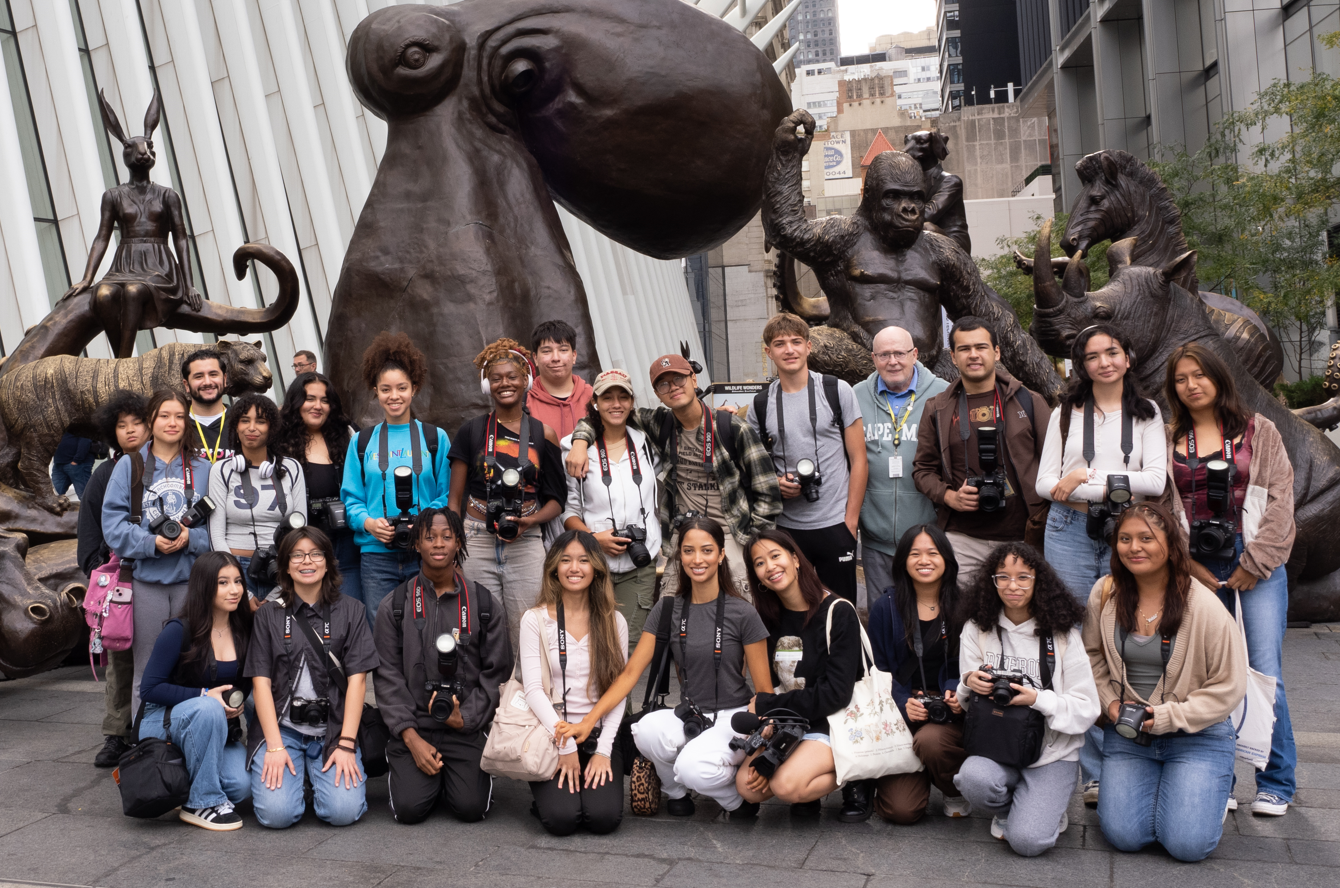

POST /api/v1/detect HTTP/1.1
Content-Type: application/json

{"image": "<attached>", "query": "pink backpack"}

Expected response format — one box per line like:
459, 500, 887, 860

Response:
84, 553, 134, 677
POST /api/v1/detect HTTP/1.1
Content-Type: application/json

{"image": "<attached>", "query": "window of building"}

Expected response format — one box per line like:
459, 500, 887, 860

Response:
949, 63, 963, 84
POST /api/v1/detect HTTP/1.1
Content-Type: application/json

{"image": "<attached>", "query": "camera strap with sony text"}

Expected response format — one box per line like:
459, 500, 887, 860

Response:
557, 600, 570, 720
676, 592, 727, 722
285, 604, 347, 695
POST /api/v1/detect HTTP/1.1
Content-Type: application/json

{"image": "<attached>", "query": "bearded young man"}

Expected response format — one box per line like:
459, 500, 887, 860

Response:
181, 348, 229, 462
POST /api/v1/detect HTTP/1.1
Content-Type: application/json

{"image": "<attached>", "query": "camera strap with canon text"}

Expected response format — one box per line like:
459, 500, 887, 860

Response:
1185, 425, 1237, 524
595, 432, 648, 532
484, 411, 532, 505
676, 592, 727, 722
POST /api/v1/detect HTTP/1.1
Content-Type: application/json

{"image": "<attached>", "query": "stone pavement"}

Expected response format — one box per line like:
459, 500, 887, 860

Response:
2, 625, 1339, 888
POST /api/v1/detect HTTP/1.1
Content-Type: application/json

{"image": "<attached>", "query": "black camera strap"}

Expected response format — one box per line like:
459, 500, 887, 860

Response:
485, 411, 532, 505
991, 625, 1054, 690
1082, 397, 1133, 468
676, 592, 726, 722
237, 458, 289, 550
556, 600, 570, 720
772, 376, 819, 477
377, 419, 424, 521
956, 386, 1004, 479
910, 616, 947, 693
143, 447, 195, 511
1117, 624, 1173, 704
596, 432, 648, 532
286, 604, 347, 696
1186, 425, 1237, 524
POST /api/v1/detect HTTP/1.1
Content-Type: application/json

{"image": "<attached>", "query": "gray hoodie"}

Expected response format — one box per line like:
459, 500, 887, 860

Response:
853, 361, 948, 556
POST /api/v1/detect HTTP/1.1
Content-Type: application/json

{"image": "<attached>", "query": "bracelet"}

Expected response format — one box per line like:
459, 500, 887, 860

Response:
266, 746, 284, 753
338, 735, 357, 745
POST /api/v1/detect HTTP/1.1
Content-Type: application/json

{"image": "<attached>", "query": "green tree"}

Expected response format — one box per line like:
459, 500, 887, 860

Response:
976, 211, 1110, 333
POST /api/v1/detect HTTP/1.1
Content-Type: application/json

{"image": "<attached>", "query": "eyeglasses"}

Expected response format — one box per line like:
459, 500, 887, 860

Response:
654, 374, 690, 394
992, 573, 1035, 588
289, 551, 327, 564
873, 349, 914, 363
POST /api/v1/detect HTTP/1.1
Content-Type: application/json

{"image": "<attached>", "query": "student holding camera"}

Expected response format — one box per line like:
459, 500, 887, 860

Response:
556, 517, 772, 818
448, 338, 565, 656
246, 527, 378, 828
1165, 343, 1296, 817
912, 317, 1050, 583
208, 394, 306, 604
136, 552, 253, 830
735, 529, 863, 817
519, 531, 629, 835
1084, 502, 1245, 861
103, 389, 216, 715
747, 314, 867, 604
342, 332, 452, 625
560, 369, 661, 641
275, 372, 359, 602
867, 524, 970, 824
374, 507, 511, 823
954, 542, 1098, 856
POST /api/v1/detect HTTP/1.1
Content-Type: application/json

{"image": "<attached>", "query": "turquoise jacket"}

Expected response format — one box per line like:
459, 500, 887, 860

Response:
341, 420, 451, 553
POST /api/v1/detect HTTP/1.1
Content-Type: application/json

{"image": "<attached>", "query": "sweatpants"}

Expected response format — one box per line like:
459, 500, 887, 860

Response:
783, 522, 858, 604
945, 532, 1011, 587
386, 728, 492, 824
658, 531, 750, 600
530, 745, 624, 836
102, 648, 135, 738
955, 756, 1078, 857
130, 578, 189, 717
462, 516, 545, 661
861, 546, 897, 610
875, 721, 967, 824
632, 705, 748, 810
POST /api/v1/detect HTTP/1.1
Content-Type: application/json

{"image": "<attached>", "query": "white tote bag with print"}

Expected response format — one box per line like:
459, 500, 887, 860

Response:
825, 599, 922, 785
1230, 590, 1277, 770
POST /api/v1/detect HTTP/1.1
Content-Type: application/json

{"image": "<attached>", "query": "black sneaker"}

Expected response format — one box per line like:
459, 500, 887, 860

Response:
94, 735, 131, 769
666, 795, 696, 817
790, 799, 822, 818
730, 800, 761, 820
838, 779, 875, 823
179, 803, 243, 831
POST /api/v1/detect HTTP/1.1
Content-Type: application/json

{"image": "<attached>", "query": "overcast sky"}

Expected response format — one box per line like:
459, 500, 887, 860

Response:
837, 0, 936, 54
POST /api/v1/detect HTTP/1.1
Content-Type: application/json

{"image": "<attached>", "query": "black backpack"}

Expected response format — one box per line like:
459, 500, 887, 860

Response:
356, 420, 443, 484
751, 375, 844, 455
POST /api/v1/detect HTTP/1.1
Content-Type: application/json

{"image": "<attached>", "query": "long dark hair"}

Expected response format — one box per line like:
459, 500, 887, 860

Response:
961, 542, 1084, 637
273, 527, 343, 608
1108, 501, 1192, 637
673, 516, 743, 600
1163, 342, 1251, 443
538, 530, 626, 697
143, 389, 194, 453
1060, 324, 1157, 424
273, 372, 352, 469
224, 393, 280, 460
745, 528, 827, 631
177, 552, 253, 671
889, 524, 962, 651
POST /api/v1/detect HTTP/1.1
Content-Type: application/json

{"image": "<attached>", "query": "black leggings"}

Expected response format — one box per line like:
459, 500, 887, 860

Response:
786, 522, 858, 604
530, 745, 624, 836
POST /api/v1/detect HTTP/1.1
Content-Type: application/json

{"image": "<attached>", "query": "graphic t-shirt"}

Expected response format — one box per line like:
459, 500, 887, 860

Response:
448, 415, 565, 507
944, 390, 1028, 540
772, 608, 807, 692
189, 411, 229, 462
673, 423, 728, 526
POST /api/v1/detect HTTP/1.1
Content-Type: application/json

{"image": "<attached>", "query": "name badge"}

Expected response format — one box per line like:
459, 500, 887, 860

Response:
889, 456, 903, 478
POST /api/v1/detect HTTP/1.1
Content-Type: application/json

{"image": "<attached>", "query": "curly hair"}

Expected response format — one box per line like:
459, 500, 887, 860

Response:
272, 372, 353, 470
360, 331, 428, 390
93, 390, 148, 452
960, 541, 1084, 637
473, 338, 533, 377
225, 393, 281, 458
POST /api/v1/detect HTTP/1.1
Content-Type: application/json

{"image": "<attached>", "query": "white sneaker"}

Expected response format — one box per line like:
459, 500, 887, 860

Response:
1251, 793, 1289, 816
1058, 812, 1069, 835
1082, 781, 1099, 806
990, 815, 1006, 840
943, 795, 972, 818
1226, 797, 1238, 812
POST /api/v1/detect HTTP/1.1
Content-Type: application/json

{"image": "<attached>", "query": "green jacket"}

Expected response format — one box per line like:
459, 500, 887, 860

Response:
853, 362, 948, 556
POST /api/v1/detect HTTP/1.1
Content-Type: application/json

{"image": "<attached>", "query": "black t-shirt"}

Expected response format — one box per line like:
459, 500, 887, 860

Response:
447, 414, 565, 506
910, 618, 947, 692
305, 462, 341, 501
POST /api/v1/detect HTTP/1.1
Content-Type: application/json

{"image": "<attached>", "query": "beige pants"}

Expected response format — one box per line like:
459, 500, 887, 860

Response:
944, 532, 1010, 587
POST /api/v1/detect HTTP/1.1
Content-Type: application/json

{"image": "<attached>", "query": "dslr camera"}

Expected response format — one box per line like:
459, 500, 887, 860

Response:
966, 426, 1008, 512
578, 725, 604, 756
426, 633, 464, 721
794, 458, 822, 503
671, 510, 702, 531
289, 696, 329, 727
388, 465, 418, 550
1086, 474, 1132, 543
485, 467, 524, 541
615, 524, 653, 568
248, 512, 307, 588
1114, 701, 1153, 746
915, 692, 952, 724
147, 495, 217, 541
674, 699, 709, 739
1190, 459, 1237, 560
982, 666, 1033, 706
728, 710, 809, 779
309, 496, 348, 534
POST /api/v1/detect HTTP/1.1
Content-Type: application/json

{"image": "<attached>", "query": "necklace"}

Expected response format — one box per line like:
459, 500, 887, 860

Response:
917, 599, 938, 613
1137, 604, 1162, 625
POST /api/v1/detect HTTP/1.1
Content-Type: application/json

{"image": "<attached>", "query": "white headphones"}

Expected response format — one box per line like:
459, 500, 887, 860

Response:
479, 349, 534, 398
231, 452, 275, 479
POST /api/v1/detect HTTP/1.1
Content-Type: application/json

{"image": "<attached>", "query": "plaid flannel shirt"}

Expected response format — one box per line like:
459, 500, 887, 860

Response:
572, 405, 781, 554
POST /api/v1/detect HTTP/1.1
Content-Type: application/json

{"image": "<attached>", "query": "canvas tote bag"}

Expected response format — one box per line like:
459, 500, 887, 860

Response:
481, 610, 562, 782
1230, 590, 1277, 770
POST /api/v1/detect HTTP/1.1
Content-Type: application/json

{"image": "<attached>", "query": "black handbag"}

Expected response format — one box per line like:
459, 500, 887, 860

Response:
114, 705, 191, 818
292, 613, 390, 777
963, 631, 1055, 770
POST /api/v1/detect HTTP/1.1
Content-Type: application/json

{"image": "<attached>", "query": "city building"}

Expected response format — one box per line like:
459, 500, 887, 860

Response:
792, 29, 941, 131
789, 0, 841, 64
939, 0, 1029, 113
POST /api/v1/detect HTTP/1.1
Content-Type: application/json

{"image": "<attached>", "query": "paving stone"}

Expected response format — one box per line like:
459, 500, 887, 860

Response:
0, 692, 91, 723
0, 720, 103, 763
1289, 838, 1340, 866
1111, 855, 1338, 885
0, 808, 50, 840
0, 813, 179, 885
100, 846, 396, 888
471, 845, 671, 884
0, 761, 123, 817
1233, 804, 1340, 841
661, 860, 868, 888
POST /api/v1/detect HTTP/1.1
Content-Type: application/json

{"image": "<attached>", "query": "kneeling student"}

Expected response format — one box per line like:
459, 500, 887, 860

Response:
954, 542, 1099, 856
375, 507, 511, 823
735, 529, 863, 818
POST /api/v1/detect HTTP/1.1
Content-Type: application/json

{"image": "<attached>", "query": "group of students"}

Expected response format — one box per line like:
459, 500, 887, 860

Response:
72, 313, 1295, 863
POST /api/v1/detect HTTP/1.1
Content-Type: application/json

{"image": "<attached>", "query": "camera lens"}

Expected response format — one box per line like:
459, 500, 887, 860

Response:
225, 689, 245, 709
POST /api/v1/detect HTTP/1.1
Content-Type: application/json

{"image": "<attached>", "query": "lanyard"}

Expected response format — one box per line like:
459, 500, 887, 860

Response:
773, 376, 819, 474
377, 420, 424, 519
595, 433, 647, 531
883, 388, 917, 448
193, 408, 226, 463
1186, 425, 1236, 523
676, 592, 727, 720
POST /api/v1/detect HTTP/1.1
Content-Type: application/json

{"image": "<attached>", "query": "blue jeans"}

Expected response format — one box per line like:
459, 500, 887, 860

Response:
52, 461, 94, 497
1098, 720, 1235, 861
332, 529, 362, 606
139, 698, 250, 810
233, 555, 277, 602
360, 549, 420, 627
250, 725, 367, 828
1044, 503, 1110, 784
1200, 534, 1296, 800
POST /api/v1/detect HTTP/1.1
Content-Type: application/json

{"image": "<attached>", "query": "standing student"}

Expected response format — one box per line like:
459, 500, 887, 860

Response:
854, 325, 948, 607
81, 391, 148, 768
274, 372, 360, 602
561, 369, 661, 641
747, 313, 867, 604
527, 319, 595, 440
102, 389, 214, 715
556, 517, 773, 819
448, 338, 565, 656
208, 394, 306, 603
374, 508, 510, 824
136, 552, 253, 830
519, 531, 629, 836
867, 524, 970, 825
1165, 343, 1296, 816
913, 317, 1050, 582
1084, 502, 1246, 862
182, 349, 229, 463
736, 529, 863, 819
51, 433, 96, 499
342, 332, 451, 624
246, 527, 378, 828
954, 543, 1099, 857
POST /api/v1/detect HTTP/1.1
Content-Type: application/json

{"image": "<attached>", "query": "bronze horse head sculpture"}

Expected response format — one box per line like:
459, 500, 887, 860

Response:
327, 0, 791, 429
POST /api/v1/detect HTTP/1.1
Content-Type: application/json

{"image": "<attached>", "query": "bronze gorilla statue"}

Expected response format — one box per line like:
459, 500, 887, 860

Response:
328, 0, 791, 429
